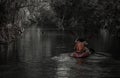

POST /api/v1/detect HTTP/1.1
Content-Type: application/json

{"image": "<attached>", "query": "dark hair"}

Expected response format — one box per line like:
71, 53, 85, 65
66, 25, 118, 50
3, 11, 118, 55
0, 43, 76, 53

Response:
77, 38, 85, 42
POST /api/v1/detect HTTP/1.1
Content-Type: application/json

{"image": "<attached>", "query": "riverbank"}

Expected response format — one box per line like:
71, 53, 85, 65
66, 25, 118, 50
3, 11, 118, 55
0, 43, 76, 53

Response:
0, 26, 24, 44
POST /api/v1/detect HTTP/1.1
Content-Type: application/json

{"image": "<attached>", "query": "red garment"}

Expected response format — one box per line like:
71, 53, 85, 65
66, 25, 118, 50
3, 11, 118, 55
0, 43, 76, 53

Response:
73, 52, 90, 58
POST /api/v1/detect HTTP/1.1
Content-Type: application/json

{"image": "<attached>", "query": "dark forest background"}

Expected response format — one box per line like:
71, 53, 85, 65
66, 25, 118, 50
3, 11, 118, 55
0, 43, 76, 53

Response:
0, 0, 120, 43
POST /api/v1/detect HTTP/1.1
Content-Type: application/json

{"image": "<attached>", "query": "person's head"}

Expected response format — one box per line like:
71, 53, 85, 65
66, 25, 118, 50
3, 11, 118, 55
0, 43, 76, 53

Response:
76, 38, 88, 45
76, 38, 85, 42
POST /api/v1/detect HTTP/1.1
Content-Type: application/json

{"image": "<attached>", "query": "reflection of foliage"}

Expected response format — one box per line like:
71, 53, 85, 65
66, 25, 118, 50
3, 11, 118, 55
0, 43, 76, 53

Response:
50, 0, 120, 36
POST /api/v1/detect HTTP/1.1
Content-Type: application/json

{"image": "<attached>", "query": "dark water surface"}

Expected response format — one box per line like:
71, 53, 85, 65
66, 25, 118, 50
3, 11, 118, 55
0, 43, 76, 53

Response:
0, 26, 120, 78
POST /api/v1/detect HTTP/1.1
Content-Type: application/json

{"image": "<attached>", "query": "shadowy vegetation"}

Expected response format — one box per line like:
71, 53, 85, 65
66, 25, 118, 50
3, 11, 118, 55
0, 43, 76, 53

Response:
0, 0, 120, 43
50, 0, 120, 38
0, 0, 51, 43
0, 0, 27, 43
37, 2, 57, 29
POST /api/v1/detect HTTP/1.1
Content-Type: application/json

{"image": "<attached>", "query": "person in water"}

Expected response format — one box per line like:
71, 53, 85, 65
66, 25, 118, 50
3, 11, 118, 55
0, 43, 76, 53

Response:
72, 38, 91, 58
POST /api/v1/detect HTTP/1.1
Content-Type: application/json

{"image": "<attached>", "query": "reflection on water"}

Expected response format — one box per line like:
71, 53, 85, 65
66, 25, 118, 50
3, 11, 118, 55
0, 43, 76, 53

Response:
0, 26, 56, 64
100, 28, 109, 42
0, 26, 120, 78
18, 26, 54, 63
0, 42, 19, 64
51, 53, 120, 78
